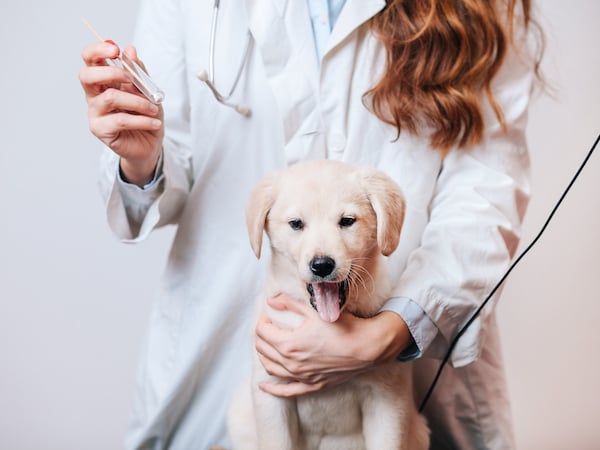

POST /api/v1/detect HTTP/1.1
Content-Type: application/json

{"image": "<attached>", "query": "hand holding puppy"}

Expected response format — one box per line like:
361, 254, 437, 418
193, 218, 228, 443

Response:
255, 293, 413, 397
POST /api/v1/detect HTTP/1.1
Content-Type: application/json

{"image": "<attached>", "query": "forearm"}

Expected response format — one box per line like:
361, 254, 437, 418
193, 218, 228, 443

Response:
365, 310, 414, 365
120, 145, 163, 187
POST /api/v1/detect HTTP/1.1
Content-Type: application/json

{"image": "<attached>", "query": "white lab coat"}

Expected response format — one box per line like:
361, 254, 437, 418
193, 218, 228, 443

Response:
99, 0, 536, 448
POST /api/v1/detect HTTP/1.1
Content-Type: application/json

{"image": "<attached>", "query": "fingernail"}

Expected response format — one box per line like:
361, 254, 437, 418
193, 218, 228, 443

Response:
104, 39, 119, 56
151, 119, 162, 128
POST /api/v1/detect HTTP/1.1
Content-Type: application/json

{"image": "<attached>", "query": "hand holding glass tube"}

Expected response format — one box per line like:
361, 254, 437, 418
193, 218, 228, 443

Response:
82, 17, 165, 104
79, 18, 165, 187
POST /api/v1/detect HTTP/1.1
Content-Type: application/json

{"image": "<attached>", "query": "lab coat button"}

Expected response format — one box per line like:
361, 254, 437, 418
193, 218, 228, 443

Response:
328, 131, 346, 153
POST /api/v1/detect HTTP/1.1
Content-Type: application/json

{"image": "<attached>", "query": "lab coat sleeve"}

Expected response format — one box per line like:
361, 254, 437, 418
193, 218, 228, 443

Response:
98, 0, 193, 243
115, 151, 164, 228
381, 297, 439, 361
390, 30, 536, 368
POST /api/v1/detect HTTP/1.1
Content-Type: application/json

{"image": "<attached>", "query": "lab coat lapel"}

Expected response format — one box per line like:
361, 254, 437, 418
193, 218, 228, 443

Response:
245, 0, 320, 146
324, 0, 386, 59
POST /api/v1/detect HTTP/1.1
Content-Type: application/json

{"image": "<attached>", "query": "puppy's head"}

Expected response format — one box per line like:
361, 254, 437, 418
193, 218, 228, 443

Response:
246, 160, 405, 322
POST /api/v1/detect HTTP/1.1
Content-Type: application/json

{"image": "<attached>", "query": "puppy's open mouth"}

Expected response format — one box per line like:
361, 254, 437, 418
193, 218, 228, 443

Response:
307, 280, 349, 323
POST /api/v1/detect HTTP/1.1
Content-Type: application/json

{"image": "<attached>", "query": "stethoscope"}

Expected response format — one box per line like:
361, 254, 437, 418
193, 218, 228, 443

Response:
196, 0, 252, 116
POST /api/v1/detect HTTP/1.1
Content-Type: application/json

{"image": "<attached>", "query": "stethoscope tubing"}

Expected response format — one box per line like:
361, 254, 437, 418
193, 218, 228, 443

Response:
198, 0, 251, 116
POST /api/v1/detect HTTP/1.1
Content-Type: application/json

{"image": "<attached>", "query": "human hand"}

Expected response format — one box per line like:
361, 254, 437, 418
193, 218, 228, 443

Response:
255, 294, 413, 398
79, 41, 164, 186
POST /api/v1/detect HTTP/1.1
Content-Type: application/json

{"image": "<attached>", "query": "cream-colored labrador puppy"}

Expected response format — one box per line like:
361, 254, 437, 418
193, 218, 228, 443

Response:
228, 160, 429, 450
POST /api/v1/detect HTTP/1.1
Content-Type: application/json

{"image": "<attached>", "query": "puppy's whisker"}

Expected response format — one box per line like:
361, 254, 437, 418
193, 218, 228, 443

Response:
350, 266, 372, 292
349, 263, 375, 296
351, 261, 375, 288
350, 268, 369, 291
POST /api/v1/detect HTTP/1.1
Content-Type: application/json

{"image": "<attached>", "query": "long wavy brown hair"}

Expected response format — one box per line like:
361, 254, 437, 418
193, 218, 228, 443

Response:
366, 0, 542, 151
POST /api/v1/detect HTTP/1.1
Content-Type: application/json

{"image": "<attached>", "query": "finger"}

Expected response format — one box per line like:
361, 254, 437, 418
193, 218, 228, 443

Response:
89, 87, 161, 118
259, 380, 324, 398
255, 323, 309, 379
79, 65, 130, 98
123, 45, 138, 59
267, 294, 312, 316
255, 310, 284, 340
255, 311, 270, 339
255, 315, 296, 355
256, 351, 295, 380
256, 334, 322, 382
255, 318, 289, 367
82, 41, 120, 66
122, 45, 150, 72
89, 112, 162, 140
254, 327, 279, 363
255, 332, 304, 374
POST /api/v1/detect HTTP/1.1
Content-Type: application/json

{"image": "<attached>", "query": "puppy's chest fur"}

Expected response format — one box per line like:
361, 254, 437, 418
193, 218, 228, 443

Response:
294, 363, 406, 434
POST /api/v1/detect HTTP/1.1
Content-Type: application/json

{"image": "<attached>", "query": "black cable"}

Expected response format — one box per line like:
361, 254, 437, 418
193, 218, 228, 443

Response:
418, 132, 600, 413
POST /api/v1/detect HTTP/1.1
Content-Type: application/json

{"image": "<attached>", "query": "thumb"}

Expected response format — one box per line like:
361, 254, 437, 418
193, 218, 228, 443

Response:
123, 45, 148, 72
267, 294, 312, 316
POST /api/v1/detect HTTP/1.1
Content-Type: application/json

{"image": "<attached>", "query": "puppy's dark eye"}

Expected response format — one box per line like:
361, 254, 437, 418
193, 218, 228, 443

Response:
339, 216, 356, 228
289, 219, 304, 230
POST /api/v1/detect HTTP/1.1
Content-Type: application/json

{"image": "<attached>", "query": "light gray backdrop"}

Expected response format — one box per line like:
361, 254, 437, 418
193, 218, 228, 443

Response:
0, 1, 598, 449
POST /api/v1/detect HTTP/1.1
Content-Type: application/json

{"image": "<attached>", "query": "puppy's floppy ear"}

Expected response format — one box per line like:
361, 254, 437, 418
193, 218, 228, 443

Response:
359, 168, 405, 256
245, 172, 278, 259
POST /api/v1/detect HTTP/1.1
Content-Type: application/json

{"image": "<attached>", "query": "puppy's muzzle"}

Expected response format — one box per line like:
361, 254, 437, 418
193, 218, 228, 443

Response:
310, 256, 336, 278
306, 256, 349, 323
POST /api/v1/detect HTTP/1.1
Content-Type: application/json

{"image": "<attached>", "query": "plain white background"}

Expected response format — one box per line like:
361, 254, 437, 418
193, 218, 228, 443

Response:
0, 1, 598, 449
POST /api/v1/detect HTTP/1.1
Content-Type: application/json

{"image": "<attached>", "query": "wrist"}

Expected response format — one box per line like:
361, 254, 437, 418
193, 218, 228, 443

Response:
120, 149, 162, 187
370, 311, 413, 364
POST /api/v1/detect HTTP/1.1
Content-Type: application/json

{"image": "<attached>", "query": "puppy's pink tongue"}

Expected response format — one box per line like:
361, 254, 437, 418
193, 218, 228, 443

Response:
313, 283, 341, 323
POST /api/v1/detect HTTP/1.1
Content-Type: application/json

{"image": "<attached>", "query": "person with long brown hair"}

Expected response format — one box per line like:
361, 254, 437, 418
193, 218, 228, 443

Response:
79, 0, 542, 448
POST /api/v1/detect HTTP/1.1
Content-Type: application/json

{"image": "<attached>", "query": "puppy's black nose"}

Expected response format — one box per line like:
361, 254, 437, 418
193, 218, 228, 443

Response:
310, 256, 336, 278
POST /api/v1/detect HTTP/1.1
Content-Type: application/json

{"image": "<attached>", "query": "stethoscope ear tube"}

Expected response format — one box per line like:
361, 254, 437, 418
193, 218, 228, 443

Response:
198, 0, 252, 116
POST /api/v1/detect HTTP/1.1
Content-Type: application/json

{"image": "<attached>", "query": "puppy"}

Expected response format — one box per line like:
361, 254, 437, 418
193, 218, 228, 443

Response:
228, 160, 429, 450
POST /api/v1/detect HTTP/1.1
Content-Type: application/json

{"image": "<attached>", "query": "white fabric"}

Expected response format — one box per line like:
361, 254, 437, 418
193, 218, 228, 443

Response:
117, 0, 438, 361
98, 0, 536, 448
